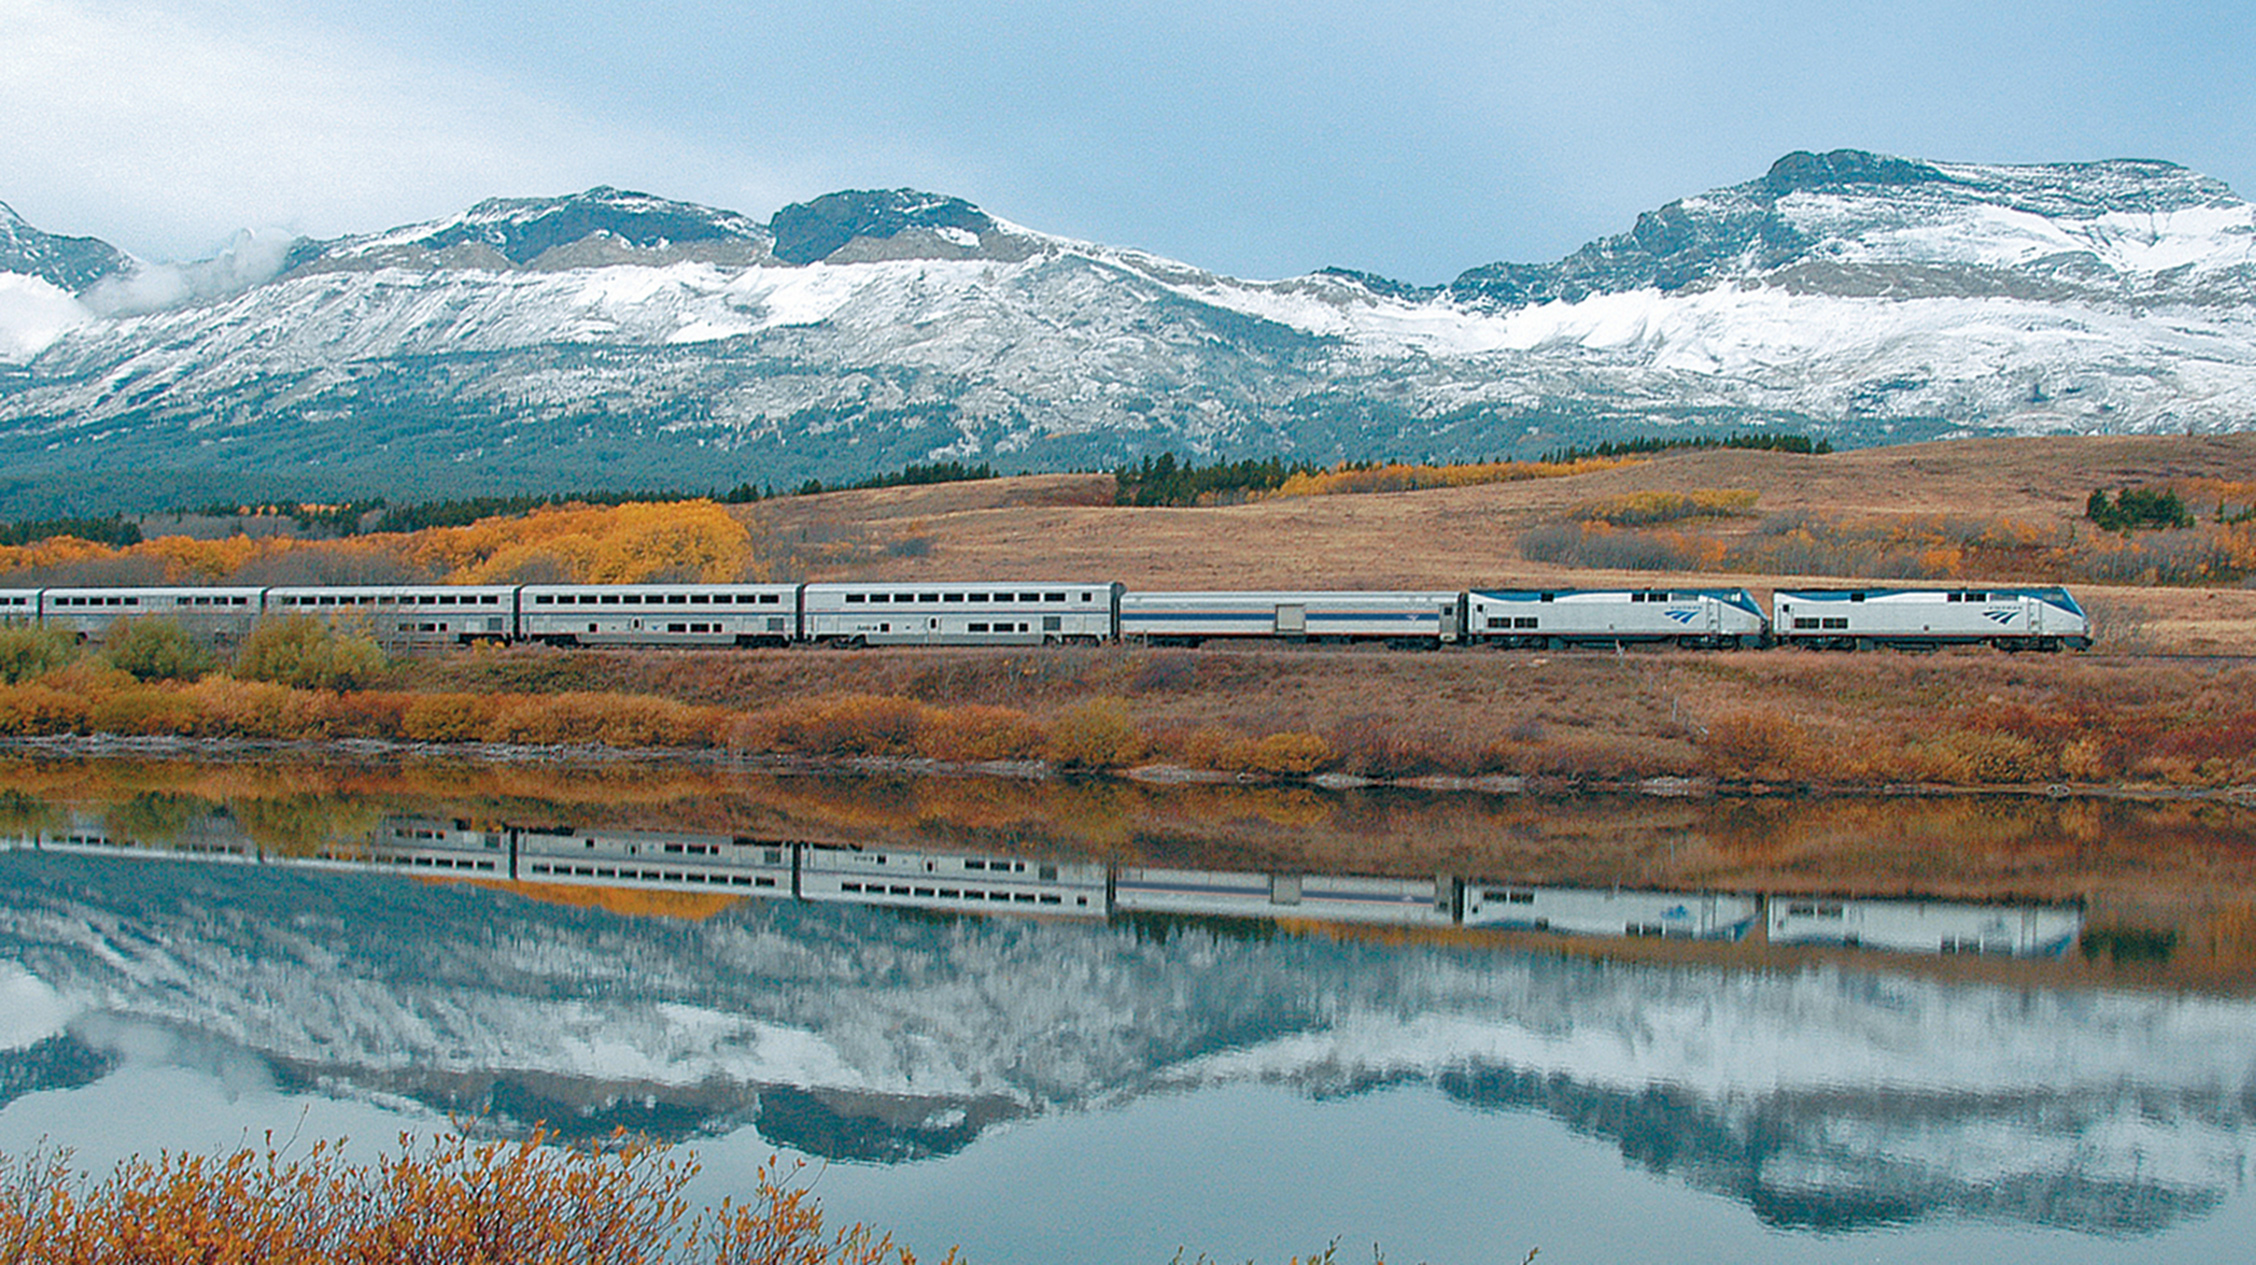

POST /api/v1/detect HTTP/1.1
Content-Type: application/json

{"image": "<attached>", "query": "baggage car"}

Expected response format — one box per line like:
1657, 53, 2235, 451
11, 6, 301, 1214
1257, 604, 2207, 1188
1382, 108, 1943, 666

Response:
1119, 590, 1463, 646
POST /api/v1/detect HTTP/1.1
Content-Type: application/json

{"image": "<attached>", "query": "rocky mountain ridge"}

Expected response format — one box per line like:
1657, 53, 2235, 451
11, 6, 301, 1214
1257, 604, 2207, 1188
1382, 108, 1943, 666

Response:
1, 150, 2252, 514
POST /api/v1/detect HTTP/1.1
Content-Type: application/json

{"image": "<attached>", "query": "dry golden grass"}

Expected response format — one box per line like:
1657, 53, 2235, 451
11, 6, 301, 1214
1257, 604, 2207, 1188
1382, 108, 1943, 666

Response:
736, 435, 2256, 652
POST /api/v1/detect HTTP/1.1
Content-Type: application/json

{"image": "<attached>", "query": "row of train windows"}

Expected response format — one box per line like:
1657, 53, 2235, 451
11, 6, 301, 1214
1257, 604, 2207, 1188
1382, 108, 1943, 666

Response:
388, 855, 497, 872
1624, 592, 1677, 602
532, 592, 782, 606
1943, 592, 1995, 602
1484, 617, 1541, 630
169, 595, 251, 606
0, 596, 27, 606
1791, 618, 1851, 630
843, 591, 1074, 605
50, 596, 141, 607
837, 880, 1070, 905
284, 594, 502, 607
967, 622, 1031, 633
527, 861, 775, 887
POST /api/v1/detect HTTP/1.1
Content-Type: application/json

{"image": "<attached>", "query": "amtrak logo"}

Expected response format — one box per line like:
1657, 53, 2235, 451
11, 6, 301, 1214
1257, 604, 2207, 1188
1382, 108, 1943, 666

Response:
1982, 610, 2019, 626
1664, 609, 1698, 625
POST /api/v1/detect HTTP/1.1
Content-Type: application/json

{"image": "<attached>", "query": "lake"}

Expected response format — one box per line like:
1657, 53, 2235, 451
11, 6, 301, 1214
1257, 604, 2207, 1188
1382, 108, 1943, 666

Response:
3, 753, 2252, 1263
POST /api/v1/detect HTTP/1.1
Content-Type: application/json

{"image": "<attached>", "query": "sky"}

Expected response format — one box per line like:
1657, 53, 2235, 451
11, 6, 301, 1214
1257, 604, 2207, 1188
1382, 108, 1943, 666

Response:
4, 0, 2253, 284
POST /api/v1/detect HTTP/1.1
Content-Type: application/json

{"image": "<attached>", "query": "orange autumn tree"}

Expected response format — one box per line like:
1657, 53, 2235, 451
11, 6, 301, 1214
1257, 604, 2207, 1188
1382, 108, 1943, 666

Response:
411, 501, 760, 583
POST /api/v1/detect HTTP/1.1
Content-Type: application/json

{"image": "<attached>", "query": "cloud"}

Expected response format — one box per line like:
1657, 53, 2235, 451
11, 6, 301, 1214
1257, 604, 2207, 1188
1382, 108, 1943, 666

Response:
82, 227, 298, 316
0, 0, 815, 261
0, 272, 93, 362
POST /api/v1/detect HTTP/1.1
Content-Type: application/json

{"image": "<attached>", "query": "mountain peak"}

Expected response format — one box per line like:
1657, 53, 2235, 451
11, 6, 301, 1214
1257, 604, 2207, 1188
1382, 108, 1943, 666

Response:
769, 189, 1000, 265
285, 186, 773, 275
1760, 149, 1954, 195
0, 200, 132, 293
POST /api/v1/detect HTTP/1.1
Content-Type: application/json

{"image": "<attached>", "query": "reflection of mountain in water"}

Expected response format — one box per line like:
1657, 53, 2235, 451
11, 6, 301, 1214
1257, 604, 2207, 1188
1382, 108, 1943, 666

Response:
1, 850, 2250, 1234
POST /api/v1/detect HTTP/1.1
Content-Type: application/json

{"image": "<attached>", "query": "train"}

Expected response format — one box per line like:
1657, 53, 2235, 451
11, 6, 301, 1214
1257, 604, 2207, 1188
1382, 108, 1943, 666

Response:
3, 812, 2087, 959
1, 580, 2095, 652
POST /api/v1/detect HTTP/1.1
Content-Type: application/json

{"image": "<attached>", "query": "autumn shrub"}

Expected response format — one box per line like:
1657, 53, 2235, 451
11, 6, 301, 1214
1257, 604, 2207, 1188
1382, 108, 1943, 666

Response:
177, 678, 337, 740
0, 682, 90, 735
920, 704, 1046, 761
86, 686, 200, 736
1043, 696, 1144, 768
0, 1131, 948, 1265
402, 692, 496, 743
1218, 731, 1335, 776
750, 693, 934, 757
103, 617, 216, 683
478, 691, 714, 748
1700, 708, 1817, 781
0, 624, 77, 684
1322, 718, 1472, 778
236, 615, 389, 691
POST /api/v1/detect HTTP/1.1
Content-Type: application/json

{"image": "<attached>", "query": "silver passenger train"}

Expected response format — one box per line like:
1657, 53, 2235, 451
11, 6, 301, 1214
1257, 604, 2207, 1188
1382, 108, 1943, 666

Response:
0, 580, 2093, 652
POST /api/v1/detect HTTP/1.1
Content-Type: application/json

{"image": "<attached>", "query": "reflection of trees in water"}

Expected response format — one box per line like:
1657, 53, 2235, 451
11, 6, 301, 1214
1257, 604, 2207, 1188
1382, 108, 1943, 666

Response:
230, 795, 384, 856
102, 792, 207, 844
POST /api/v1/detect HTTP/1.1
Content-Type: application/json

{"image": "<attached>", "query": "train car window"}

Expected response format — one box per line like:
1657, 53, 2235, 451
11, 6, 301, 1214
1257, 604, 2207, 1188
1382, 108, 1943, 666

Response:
969, 622, 989, 633
845, 593, 865, 603
943, 593, 964, 602
1849, 592, 1866, 602
1045, 592, 1065, 602
969, 592, 989, 602
600, 595, 620, 605
921, 593, 940, 603
869, 593, 888, 603
1017, 592, 1038, 602
1968, 591, 1987, 601
896, 593, 917, 604
1539, 592, 1555, 602
759, 594, 780, 604
690, 594, 711, 605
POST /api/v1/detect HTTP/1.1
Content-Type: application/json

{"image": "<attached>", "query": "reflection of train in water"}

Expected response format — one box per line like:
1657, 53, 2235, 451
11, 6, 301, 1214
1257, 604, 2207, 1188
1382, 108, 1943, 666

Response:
6, 581, 2093, 652
2, 813, 2085, 959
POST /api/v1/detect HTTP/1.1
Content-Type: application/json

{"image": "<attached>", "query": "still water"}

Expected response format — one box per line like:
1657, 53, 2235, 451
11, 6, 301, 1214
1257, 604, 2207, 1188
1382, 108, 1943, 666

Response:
2, 757, 2253, 1263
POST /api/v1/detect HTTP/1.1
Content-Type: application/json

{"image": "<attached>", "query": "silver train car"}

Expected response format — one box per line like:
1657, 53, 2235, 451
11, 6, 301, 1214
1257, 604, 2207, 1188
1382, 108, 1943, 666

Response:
798, 843, 1109, 915
1465, 588, 1767, 650
1119, 591, 1463, 646
1767, 897, 2084, 957
1772, 587, 2092, 652
801, 581, 1120, 647
1460, 883, 1760, 940
519, 583, 798, 647
515, 826, 793, 894
1112, 866, 1458, 927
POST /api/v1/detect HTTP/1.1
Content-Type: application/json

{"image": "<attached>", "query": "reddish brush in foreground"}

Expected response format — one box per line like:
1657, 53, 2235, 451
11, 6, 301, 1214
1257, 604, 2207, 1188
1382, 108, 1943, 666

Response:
0, 1130, 955, 1265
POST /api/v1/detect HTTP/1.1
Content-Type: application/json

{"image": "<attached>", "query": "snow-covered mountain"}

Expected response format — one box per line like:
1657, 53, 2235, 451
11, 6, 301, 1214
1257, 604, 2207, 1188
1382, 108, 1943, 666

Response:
4, 848, 2252, 1235
2, 151, 2253, 512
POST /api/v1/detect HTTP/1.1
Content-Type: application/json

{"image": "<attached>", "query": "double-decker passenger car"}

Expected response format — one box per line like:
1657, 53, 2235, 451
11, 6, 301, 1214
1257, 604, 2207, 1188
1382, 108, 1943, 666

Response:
38, 586, 265, 643
1465, 588, 1767, 649
268, 584, 519, 649
798, 843, 1109, 916
519, 583, 799, 646
1772, 587, 2092, 651
514, 826, 794, 894
800, 581, 1119, 646
1118, 590, 1463, 646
